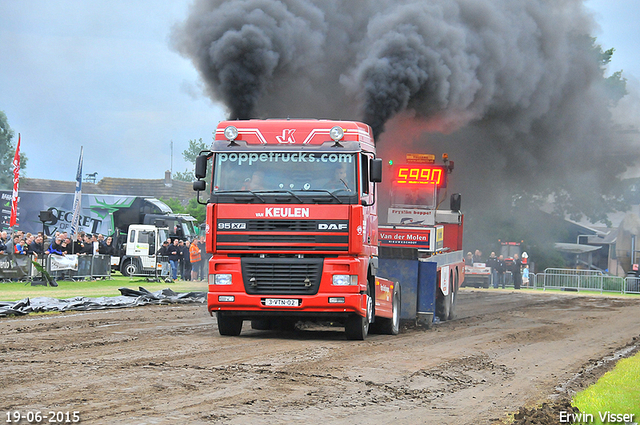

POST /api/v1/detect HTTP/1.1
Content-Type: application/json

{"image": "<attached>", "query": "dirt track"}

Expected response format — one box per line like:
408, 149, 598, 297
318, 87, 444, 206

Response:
2, 289, 639, 424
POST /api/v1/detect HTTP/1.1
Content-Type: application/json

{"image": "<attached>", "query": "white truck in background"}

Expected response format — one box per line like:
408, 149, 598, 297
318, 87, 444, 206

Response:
115, 223, 170, 277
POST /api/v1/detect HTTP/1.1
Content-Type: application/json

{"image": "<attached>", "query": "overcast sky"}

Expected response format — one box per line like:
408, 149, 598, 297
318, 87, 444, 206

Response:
1, 0, 639, 183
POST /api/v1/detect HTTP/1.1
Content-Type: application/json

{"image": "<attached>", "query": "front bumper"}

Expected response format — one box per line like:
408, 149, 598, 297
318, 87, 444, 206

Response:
207, 291, 367, 320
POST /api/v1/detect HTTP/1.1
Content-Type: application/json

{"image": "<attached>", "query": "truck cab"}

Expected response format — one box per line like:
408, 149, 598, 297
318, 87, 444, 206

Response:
194, 119, 400, 340
116, 224, 169, 277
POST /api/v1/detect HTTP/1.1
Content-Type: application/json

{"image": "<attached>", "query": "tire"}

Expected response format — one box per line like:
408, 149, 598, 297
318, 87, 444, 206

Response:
121, 259, 138, 277
251, 319, 272, 330
345, 291, 372, 340
272, 318, 298, 332
448, 287, 457, 321
217, 312, 243, 336
379, 286, 401, 335
436, 290, 452, 321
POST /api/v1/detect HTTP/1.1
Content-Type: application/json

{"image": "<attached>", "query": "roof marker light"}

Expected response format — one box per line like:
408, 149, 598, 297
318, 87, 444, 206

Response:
329, 126, 344, 141
224, 126, 239, 141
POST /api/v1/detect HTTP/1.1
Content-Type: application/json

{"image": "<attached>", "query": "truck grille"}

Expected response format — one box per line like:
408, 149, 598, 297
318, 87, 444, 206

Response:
241, 257, 323, 295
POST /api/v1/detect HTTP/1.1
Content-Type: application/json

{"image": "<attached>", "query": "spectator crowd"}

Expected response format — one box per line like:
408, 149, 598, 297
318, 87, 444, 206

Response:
156, 236, 207, 282
0, 229, 209, 282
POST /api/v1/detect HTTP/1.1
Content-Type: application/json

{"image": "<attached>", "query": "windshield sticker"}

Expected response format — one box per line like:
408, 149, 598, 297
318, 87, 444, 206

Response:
218, 152, 353, 166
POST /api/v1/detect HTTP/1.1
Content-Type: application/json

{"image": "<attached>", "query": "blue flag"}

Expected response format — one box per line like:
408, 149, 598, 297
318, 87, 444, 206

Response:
70, 147, 83, 237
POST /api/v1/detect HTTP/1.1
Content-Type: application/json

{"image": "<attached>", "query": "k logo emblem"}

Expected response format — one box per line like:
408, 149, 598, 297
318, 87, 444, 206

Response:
276, 129, 296, 143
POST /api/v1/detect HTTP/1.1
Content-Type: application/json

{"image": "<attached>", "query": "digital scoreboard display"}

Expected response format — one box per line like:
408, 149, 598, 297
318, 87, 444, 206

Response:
393, 164, 447, 187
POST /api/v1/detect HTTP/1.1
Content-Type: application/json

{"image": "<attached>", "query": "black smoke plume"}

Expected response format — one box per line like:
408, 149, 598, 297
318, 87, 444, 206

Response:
173, 0, 638, 259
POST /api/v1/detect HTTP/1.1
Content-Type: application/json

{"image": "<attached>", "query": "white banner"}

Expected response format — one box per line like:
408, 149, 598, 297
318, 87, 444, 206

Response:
387, 207, 435, 226
49, 254, 78, 271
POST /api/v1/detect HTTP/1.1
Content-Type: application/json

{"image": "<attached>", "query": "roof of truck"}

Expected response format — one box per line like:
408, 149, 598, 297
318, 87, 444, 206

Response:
214, 119, 375, 148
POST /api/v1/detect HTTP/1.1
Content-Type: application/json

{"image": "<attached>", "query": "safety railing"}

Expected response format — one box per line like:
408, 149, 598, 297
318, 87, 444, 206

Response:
466, 268, 640, 295
0, 253, 112, 282
528, 268, 638, 294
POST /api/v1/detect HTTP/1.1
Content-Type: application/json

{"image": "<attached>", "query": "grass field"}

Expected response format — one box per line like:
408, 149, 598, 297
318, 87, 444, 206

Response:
572, 352, 640, 424
0, 274, 208, 302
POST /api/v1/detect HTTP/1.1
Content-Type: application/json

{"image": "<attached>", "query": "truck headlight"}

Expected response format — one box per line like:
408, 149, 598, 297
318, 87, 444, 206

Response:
212, 274, 232, 285
332, 275, 357, 286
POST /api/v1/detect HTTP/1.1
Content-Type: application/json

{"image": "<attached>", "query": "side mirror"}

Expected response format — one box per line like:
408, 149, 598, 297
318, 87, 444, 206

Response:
193, 180, 206, 191
370, 158, 382, 183
195, 154, 210, 179
450, 193, 461, 212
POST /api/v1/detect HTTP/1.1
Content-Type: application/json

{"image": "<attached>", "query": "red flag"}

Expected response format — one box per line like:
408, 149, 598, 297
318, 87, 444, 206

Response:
9, 134, 20, 228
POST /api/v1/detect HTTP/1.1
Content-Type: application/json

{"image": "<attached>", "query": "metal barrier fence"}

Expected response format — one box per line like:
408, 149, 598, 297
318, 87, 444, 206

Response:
0, 253, 112, 282
526, 268, 640, 295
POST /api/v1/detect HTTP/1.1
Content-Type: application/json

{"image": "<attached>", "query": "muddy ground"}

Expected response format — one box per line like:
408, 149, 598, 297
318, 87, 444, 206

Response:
1, 289, 639, 424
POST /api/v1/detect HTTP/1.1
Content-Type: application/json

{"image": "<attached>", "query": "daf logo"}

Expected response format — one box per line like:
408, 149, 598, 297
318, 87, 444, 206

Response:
318, 223, 348, 231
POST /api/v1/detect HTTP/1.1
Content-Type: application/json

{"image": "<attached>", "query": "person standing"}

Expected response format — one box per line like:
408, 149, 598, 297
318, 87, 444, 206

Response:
102, 236, 116, 256
473, 249, 483, 263
486, 252, 498, 288
465, 252, 473, 266
182, 240, 192, 281
512, 253, 523, 289
496, 255, 506, 289
168, 239, 180, 281
522, 265, 530, 287
29, 235, 44, 258
197, 236, 207, 280
156, 240, 171, 278
189, 239, 202, 281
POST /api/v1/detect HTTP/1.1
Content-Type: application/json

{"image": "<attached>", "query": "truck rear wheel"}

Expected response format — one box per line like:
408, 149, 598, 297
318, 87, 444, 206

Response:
448, 273, 458, 321
448, 287, 457, 320
436, 291, 451, 321
217, 312, 243, 336
345, 291, 372, 340
250, 319, 272, 330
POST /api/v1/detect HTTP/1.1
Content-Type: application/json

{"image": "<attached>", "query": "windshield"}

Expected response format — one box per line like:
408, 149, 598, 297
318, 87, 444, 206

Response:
213, 152, 357, 194
181, 221, 195, 238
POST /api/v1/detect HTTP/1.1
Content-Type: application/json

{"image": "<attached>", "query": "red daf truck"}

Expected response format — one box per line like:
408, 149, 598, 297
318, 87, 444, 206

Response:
193, 119, 399, 339
193, 119, 464, 339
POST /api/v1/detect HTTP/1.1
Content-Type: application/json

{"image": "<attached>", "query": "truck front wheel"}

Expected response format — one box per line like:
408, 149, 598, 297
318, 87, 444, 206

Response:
383, 285, 401, 335
345, 291, 372, 340
121, 259, 138, 277
217, 312, 243, 336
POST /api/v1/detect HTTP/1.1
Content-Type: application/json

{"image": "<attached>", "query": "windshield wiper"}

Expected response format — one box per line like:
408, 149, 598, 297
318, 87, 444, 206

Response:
213, 190, 266, 203
257, 190, 303, 203
291, 189, 342, 203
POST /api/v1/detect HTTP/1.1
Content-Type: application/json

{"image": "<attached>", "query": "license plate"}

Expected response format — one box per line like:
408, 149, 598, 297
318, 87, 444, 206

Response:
264, 298, 299, 307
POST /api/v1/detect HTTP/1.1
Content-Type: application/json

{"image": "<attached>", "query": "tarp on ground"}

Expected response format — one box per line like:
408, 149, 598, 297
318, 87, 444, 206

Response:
0, 287, 205, 317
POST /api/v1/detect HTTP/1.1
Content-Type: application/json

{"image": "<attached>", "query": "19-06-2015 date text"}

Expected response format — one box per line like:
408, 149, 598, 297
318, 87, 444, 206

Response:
5, 411, 80, 423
